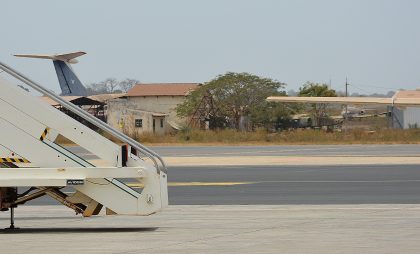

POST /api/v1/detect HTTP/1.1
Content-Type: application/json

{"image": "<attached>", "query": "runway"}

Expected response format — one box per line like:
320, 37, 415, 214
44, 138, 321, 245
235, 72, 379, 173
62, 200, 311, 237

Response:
150, 144, 420, 157
28, 164, 420, 205
67, 144, 420, 159
49, 145, 420, 205
168, 164, 420, 204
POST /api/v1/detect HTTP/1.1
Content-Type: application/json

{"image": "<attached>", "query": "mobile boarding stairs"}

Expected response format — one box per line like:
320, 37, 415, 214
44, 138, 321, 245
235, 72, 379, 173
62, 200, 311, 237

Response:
0, 61, 168, 229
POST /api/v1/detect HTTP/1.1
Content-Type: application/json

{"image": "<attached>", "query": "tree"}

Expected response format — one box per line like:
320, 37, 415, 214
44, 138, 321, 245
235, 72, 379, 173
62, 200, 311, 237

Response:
87, 82, 108, 95
86, 78, 140, 95
119, 78, 139, 93
177, 72, 286, 130
100, 78, 119, 93
298, 82, 337, 126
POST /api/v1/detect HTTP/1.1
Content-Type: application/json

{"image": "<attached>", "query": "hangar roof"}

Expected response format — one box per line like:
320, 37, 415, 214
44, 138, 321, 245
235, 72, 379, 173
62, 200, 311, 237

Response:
267, 90, 420, 106
127, 83, 200, 97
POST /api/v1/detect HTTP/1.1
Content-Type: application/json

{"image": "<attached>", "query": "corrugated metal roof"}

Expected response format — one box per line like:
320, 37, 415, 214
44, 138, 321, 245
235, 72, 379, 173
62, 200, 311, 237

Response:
40, 96, 82, 106
127, 83, 200, 97
39, 96, 103, 106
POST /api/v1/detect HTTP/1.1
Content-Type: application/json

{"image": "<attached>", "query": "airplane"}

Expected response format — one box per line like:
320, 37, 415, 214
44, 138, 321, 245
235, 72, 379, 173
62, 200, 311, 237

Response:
266, 93, 420, 107
0, 56, 168, 230
14, 52, 88, 96
267, 92, 420, 128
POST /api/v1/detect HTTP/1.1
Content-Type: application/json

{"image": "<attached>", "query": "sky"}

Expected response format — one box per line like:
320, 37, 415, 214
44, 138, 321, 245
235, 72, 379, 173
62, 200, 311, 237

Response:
0, 0, 419, 95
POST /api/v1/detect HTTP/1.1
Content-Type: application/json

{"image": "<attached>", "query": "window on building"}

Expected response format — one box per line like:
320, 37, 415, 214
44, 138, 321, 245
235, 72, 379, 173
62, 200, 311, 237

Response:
160, 119, 164, 128
135, 119, 143, 128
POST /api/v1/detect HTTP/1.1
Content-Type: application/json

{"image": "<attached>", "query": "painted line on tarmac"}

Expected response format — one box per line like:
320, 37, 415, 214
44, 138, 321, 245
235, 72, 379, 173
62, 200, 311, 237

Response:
225, 180, 420, 184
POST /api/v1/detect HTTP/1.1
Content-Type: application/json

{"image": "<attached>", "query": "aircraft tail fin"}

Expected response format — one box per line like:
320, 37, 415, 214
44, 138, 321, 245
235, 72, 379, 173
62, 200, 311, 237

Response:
14, 52, 88, 96
52, 60, 87, 96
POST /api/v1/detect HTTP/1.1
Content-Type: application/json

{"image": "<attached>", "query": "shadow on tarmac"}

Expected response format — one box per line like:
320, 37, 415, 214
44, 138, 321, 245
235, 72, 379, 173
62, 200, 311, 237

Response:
0, 227, 158, 234
0, 216, 81, 221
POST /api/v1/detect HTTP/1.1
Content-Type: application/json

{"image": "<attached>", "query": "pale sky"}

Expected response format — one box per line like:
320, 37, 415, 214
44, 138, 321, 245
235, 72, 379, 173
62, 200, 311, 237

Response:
1, 0, 419, 94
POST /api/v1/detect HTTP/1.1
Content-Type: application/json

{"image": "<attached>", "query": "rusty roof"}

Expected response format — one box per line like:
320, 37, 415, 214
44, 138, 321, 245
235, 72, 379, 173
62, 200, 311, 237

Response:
127, 83, 200, 97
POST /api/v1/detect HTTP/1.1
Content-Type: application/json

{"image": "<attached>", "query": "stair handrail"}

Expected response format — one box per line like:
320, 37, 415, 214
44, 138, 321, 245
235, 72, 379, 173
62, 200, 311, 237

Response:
0, 61, 167, 173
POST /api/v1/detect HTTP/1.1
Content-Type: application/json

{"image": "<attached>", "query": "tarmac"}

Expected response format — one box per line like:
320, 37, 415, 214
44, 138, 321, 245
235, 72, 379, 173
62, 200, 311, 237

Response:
164, 155, 420, 166
150, 144, 420, 157
2, 205, 420, 254
5, 144, 420, 253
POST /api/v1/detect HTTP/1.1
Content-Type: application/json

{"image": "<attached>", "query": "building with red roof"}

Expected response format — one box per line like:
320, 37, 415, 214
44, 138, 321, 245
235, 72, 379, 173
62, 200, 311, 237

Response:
107, 83, 200, 135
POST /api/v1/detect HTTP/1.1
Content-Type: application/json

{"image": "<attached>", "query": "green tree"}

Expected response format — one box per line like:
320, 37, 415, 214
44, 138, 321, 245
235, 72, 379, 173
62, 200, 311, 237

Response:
298, 82, 337, 126
177, 72, 287, 130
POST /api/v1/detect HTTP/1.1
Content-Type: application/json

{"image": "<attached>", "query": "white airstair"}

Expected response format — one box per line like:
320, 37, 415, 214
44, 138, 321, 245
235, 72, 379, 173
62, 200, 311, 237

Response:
0, 61, 168, 228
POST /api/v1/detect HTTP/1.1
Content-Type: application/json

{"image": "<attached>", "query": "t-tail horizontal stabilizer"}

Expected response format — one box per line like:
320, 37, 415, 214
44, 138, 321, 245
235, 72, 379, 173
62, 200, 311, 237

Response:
14, 52, 88, 96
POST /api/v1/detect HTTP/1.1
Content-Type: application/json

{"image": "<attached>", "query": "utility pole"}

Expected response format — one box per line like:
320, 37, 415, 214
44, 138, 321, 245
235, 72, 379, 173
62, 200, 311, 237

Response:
345, 77, 349, 119
345, 77, 348, 97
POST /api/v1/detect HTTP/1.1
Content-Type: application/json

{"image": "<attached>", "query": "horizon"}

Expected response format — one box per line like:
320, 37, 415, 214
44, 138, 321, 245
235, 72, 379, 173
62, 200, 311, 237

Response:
1, 0, 419, 95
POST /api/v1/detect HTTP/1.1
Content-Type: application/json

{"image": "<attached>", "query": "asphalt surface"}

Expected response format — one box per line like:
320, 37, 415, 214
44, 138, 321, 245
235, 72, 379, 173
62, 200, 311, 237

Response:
67, 144, 420, 158
40, 145, 420, 205
28, 164, 420, 205
152, 144, 420, 157
169, 164, 420, 204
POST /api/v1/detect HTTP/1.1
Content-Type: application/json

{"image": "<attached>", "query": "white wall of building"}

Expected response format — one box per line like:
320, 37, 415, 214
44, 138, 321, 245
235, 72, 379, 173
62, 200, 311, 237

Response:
107, 99, 164, 135
107, 95, 187, 135
403, 107, 420, 129
127, 96, 185, 125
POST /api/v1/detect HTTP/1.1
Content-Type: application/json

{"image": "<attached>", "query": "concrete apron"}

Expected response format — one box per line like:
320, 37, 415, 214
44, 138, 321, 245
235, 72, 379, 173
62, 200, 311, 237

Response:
1, 205, 420, 254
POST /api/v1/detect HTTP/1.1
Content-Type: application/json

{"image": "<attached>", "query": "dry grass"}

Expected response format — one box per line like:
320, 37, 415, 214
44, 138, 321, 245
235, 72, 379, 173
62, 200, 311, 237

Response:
55, 127, 420, 146
137, 128, 420, 145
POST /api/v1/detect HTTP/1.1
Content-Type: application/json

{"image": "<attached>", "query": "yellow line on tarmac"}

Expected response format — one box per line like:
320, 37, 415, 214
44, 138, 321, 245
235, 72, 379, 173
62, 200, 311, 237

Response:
127, 182, 256, 187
